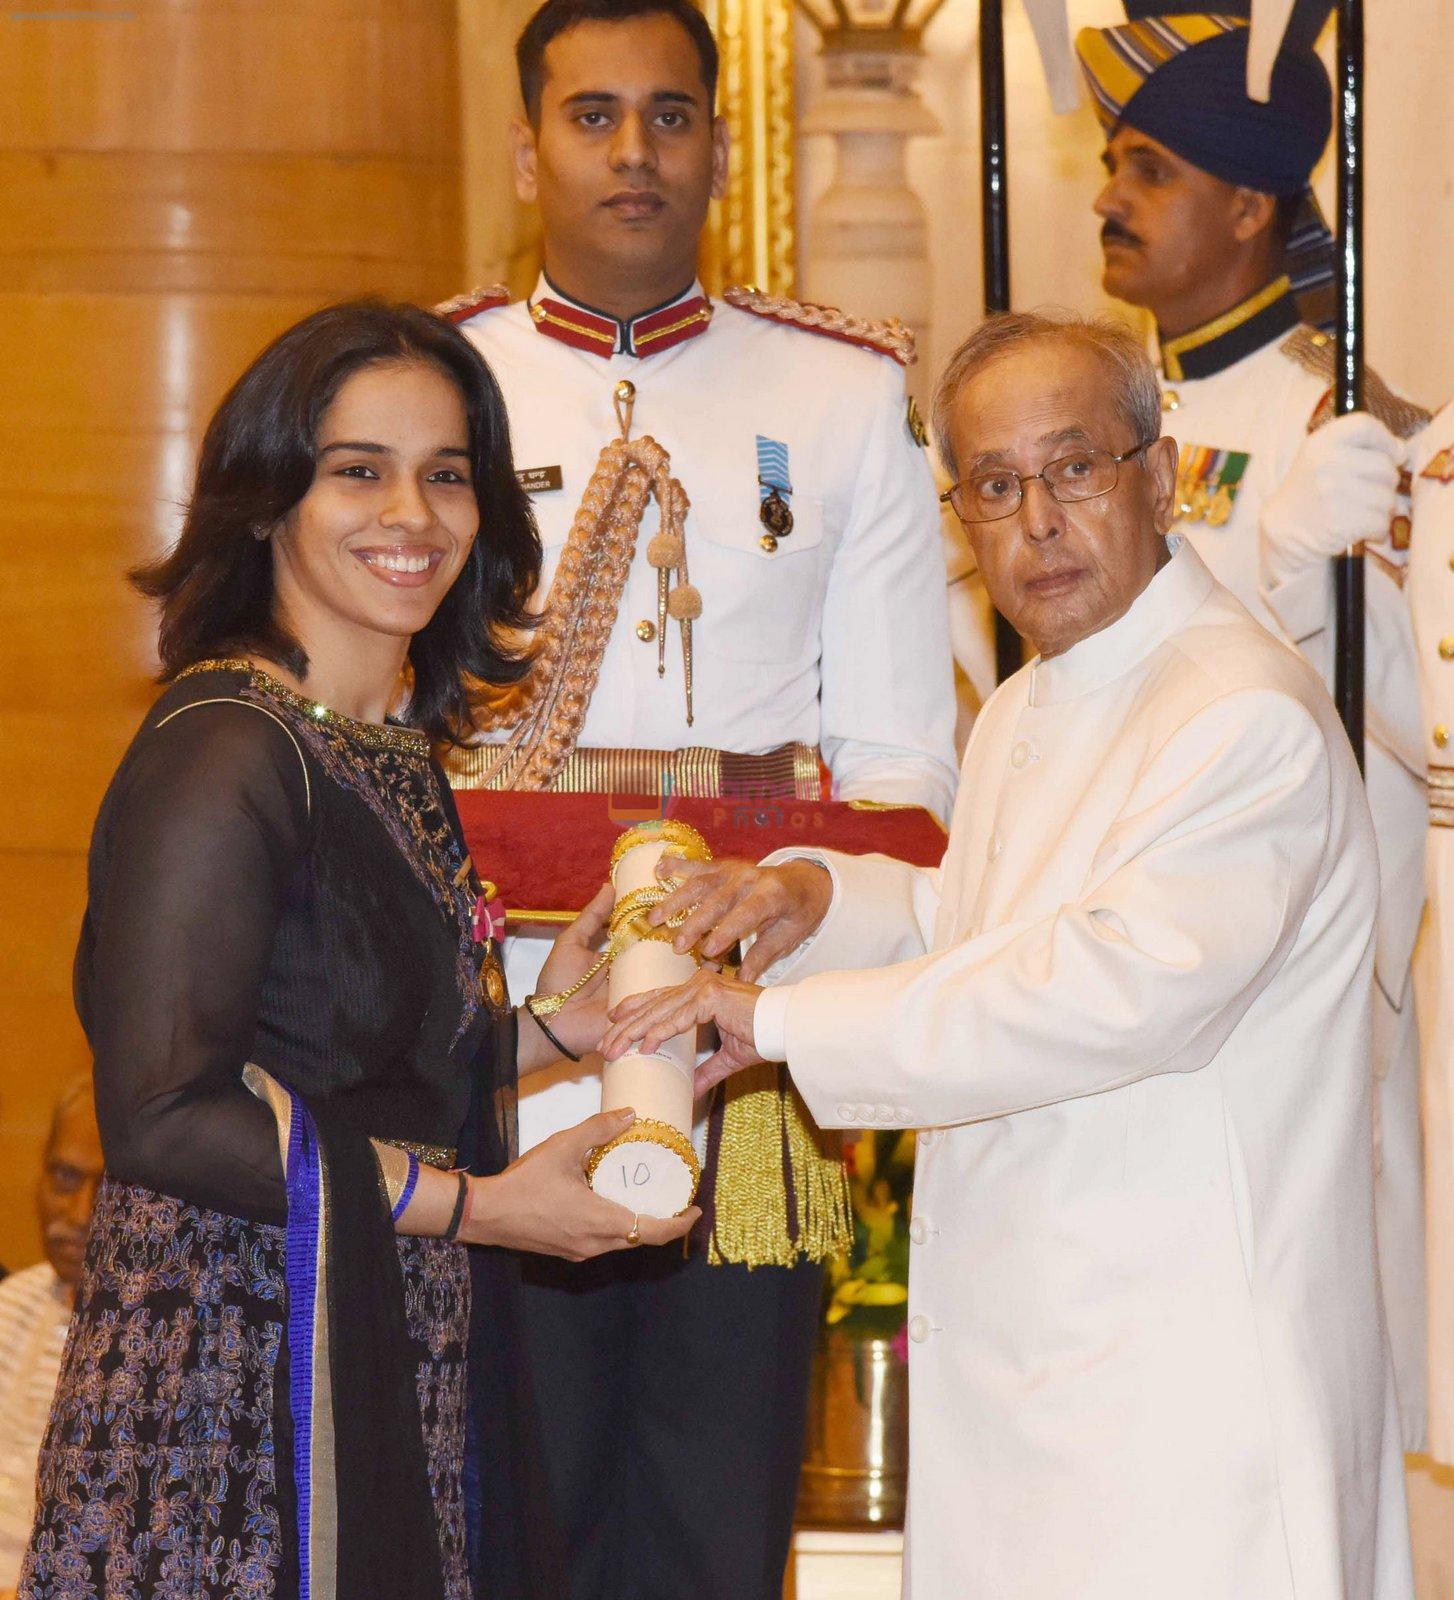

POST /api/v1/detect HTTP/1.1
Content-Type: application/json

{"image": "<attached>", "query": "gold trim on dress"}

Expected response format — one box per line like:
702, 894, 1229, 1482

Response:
177, 658, 429, 755
377, 1135, 458, 1169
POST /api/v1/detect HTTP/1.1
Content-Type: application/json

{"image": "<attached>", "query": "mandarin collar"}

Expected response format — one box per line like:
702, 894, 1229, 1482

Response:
527, 274, 713, 359
1028, 537, 1215, 707
1157, 275, 1300, 382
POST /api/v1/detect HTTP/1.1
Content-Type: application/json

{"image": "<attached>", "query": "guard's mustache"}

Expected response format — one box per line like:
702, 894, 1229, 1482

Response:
1101, 220, 1142, 248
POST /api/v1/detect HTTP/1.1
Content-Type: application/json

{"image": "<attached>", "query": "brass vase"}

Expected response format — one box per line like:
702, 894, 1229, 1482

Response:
796, 1329, 908, 1528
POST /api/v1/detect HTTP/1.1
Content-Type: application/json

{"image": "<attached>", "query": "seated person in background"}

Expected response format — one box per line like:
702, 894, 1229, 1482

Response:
0, 1078, 103, 1598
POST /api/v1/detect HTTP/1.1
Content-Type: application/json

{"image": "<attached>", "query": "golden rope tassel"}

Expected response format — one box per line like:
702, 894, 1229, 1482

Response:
783, 1085, 853, 1261
709, 1065, 853, 1268
662, 478, 701, 726
466, 433, 687, 790
709, 1063, 794, 1267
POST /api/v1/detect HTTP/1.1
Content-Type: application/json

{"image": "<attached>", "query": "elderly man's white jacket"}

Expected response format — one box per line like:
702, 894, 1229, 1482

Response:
759, 540, 1412, 1599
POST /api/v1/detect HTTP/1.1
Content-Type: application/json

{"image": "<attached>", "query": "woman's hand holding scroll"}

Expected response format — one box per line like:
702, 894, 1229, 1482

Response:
519, 882, 615, 1072
466, 1109, 700, 1260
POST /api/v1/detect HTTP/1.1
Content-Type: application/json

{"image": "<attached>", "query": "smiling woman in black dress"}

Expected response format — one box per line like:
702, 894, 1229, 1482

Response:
18, 301, 695, 1600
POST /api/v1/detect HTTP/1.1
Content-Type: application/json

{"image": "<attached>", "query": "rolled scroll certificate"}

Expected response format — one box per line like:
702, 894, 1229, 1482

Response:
584, 820, 707, 1218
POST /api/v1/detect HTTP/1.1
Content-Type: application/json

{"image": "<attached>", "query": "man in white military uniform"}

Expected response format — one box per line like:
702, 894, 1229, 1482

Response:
1409, 407, 1454, 1466
1069, 0, 1432, 1447
439, 3, 956, 1596
607, 311, 1415, 1600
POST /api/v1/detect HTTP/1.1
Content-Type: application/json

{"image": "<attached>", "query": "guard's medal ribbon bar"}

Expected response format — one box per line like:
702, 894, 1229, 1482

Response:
1175, 444, 1250, 527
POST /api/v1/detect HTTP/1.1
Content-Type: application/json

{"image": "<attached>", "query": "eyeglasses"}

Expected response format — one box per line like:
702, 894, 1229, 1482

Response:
940, 440, 1157, 524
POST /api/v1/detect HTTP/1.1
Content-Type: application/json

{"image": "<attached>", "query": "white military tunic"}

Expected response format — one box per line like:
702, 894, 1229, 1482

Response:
1158, 308, 1430, 1446
760, 541, 1413, 1600
1408, 403, 1454, 1463
458, 279, 958, 1149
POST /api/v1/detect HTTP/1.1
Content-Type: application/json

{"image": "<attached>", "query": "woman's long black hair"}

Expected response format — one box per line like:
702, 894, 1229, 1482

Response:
133, 298, 541, 746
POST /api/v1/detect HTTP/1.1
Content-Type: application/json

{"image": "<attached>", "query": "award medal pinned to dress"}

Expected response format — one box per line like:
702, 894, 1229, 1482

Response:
757, 435, 794, 553
458, 856, 510, 1016
1422, 444, 1454, 485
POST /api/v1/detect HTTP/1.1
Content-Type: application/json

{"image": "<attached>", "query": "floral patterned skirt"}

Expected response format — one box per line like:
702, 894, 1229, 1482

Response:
19, 1177, 471, 1600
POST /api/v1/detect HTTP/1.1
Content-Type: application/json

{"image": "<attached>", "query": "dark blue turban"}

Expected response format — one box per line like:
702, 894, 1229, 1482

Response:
1118, 26, 1331, 195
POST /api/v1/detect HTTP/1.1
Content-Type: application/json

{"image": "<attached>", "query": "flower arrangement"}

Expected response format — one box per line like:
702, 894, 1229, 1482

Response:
824, 1129, 915, 1342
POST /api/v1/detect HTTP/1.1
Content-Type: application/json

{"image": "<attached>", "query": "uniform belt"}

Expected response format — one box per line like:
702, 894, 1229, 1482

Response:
444, 740, 826, 801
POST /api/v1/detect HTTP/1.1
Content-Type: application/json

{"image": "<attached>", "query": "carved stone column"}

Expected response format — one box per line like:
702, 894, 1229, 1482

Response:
797, 12, 945, 400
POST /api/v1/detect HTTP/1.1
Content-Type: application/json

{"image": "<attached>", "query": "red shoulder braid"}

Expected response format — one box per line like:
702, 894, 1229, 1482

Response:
723, 285, 916, 367
434, 285, 512, 325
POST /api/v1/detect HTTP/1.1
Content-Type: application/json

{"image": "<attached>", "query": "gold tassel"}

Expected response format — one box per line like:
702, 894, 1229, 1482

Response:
708, 1064, 853, 1268
784, 1084, 854, 1262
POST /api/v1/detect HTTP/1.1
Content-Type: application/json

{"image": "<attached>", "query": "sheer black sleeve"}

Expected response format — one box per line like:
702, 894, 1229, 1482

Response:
77, 696, 312, 1224
433, 759, 519, 1176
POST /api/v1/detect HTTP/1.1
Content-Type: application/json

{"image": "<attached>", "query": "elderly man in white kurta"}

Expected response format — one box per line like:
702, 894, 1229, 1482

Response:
604, 311, 1414, 1599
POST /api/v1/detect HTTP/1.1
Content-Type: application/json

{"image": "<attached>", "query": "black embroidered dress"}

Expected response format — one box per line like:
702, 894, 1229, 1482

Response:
20, 663, 524, 1600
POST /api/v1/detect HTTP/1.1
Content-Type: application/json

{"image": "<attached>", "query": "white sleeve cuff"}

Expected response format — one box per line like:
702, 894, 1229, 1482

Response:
753, 984, 793, 1063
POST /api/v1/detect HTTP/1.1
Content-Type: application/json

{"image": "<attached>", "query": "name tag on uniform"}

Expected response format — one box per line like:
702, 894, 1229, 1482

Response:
516, 465, 563, 494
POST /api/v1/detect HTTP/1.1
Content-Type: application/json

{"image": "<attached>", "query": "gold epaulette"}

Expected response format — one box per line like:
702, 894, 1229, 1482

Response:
723, 285, 916, 367
1282, 326, 1432, 440
434, 284, 512, 325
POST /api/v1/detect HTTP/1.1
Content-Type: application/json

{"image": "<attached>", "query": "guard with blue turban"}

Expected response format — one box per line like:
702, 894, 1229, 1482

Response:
1076, 0, 1433, 1453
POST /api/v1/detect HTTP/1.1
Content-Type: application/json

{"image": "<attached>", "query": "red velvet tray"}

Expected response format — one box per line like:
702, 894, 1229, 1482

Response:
453, 790, 948, 920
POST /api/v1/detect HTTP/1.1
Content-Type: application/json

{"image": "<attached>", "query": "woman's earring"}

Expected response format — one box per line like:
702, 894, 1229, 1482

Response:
251, 522, 271, 541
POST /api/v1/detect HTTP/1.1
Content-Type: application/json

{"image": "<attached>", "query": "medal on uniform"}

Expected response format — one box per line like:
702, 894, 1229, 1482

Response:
1422, 445, 1454, 485
1206, 485, 1234, 527
1175, 444, 1250, 526
756, 435, 793, 552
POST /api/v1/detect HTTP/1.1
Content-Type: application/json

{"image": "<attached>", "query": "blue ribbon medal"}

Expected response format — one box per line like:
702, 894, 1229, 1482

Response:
756, 435, 794, 550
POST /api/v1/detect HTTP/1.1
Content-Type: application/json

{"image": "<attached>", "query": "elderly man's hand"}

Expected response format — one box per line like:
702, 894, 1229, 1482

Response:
1261, 411, 1406, 587
647, 855, 833, 981
603, 970, 767, 1094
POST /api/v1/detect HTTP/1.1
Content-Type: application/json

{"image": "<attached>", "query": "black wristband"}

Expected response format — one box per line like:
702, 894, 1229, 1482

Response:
442, 1171, 469, 1243
525, 996, 583, 1063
